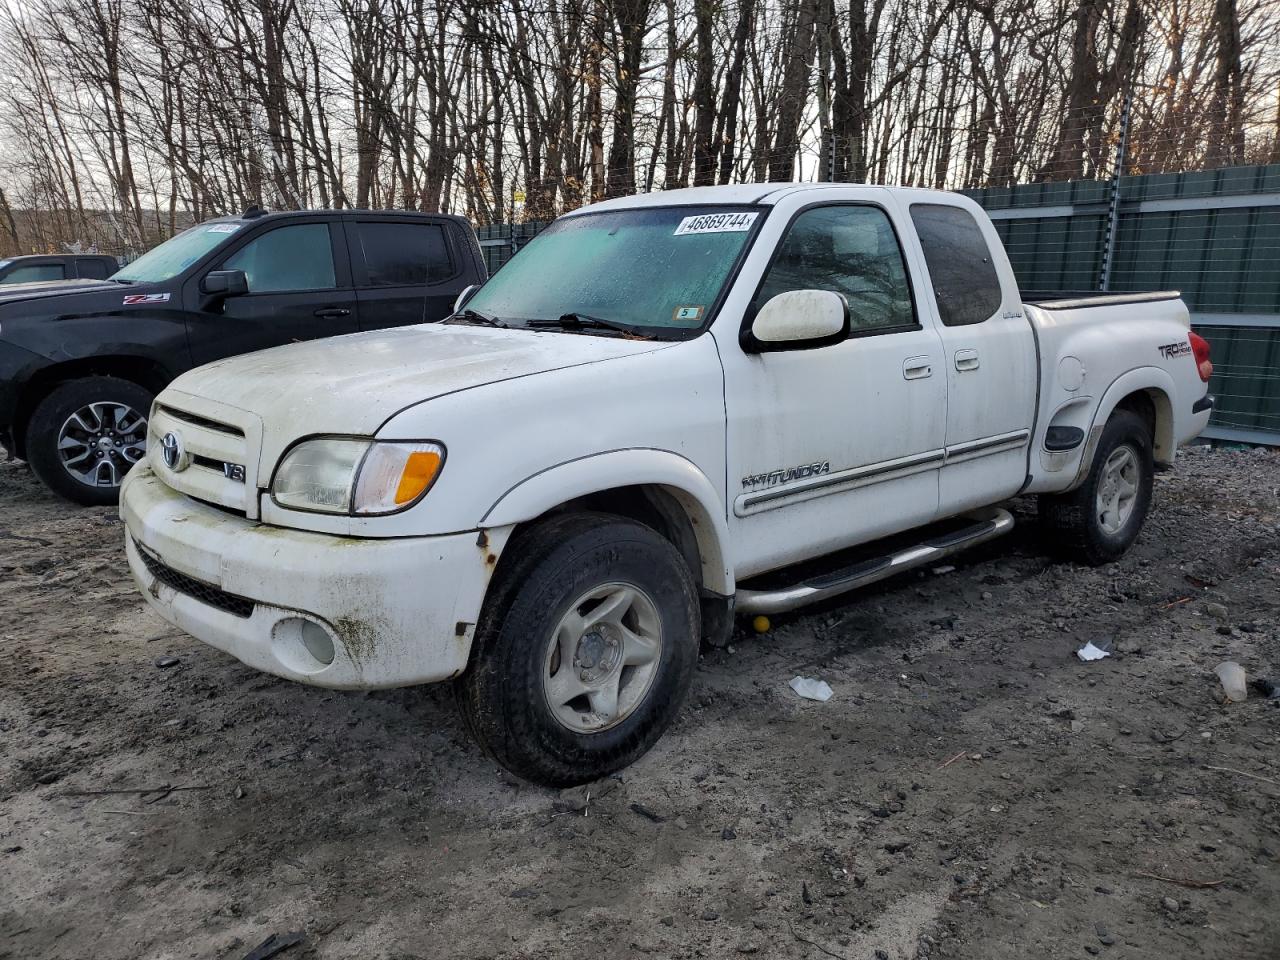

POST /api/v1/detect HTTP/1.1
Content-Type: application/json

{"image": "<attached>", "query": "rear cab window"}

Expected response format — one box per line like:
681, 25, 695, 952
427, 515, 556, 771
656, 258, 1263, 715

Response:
76, 258, 110, 280
354, 221, 455, 287
909, 204, 1002, 326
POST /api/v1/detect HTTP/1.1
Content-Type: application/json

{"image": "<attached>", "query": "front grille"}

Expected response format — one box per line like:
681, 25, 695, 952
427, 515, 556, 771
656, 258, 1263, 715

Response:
156, 404, 245, 437
135, 539, 254, 618
149, 403, 256, 516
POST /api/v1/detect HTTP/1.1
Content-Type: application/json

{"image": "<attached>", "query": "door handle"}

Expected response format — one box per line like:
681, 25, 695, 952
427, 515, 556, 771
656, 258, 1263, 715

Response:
314, 307, 351, 319
903, 356, 933, 380
955, 349, 980, 372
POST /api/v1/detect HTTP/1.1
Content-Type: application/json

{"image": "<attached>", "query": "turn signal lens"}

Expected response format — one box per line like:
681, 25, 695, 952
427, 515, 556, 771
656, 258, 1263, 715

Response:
352, 442, 445, 514
395, 450, 444, 503
1189, 331, 1213, 382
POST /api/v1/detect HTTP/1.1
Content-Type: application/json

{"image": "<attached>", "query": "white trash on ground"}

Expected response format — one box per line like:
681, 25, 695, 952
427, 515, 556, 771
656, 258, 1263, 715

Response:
1076, 641, 1112, 662
789, 676, 833, 701
1215, 661, 1248, 702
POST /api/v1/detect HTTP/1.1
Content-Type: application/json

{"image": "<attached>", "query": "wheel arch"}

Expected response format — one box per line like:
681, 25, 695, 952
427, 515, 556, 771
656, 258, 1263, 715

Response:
1071, 368, 1176, 488
13, 356, 170, 458
480, 449, 734, 595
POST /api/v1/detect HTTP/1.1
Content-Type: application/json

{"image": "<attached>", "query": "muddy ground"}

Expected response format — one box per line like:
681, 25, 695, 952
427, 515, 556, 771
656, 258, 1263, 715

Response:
1, 447, 1278, 960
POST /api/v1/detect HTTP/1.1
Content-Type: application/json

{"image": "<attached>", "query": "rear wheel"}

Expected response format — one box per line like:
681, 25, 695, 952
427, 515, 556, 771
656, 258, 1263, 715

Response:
25, 377, 152, 506
1040, 409, 1154, 565
456, 512, 700, 787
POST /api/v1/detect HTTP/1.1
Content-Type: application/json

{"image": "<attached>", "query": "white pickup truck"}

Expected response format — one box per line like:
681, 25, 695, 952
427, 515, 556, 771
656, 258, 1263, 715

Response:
121, 184, 1214, 785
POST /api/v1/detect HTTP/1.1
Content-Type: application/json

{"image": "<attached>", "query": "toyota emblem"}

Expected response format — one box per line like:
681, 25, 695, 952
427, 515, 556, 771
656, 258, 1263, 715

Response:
160, 431, 188, 471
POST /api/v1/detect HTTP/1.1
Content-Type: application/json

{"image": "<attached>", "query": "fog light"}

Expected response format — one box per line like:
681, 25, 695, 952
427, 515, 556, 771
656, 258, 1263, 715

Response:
301, 620, 335, 665
271, 616, 338, 673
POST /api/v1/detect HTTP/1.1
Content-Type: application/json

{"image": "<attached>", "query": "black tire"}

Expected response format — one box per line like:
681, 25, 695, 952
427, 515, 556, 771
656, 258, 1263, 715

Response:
25, 377, 153, 507
456, 512, 700, 787
1039, 409, 1154, 566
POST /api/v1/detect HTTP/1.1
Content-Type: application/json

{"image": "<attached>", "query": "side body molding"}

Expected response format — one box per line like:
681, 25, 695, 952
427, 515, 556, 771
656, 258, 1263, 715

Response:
480, 448, 734, 594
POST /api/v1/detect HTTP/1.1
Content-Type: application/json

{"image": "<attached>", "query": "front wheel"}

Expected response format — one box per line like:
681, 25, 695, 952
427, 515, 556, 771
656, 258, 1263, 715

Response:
456, 512, 700, 787
1039, 409, 1154, 565
25, 377, 153, 506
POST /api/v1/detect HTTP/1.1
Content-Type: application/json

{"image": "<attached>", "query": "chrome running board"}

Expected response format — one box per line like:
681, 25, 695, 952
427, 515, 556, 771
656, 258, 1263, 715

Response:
736, 507, 1015, 615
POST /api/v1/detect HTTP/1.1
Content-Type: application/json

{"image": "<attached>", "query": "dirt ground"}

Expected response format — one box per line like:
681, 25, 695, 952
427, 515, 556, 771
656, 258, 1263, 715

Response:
1, 446, 1278, 960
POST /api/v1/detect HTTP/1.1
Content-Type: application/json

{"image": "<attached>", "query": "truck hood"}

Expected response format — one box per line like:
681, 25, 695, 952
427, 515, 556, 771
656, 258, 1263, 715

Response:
0, 278, 118, 306
161, 323, 672, 472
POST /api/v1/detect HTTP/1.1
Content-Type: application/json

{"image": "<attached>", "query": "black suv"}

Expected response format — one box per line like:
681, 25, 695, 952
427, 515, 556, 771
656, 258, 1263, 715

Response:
0, 254, 119, 284
0, 209, 486, 505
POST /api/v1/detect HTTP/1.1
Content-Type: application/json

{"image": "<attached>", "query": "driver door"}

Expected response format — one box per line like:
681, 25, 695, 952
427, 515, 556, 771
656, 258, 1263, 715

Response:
187, 219, 359, 366
720, 199, 947, 578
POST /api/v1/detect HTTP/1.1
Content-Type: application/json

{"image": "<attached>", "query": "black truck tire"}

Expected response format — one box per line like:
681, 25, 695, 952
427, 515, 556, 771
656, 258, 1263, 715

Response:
26, 377, 152, 507
1039, 409, 1154, 566
456, 512, 700, 787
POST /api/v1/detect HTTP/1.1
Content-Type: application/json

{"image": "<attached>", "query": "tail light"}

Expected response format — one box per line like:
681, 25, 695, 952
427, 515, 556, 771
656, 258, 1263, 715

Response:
1189, 331, 1213, 382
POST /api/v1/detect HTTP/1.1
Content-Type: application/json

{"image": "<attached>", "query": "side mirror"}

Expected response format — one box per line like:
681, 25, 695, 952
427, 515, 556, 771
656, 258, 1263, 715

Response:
453, 283, 479, 312
201, 269, 249, 297
747, 289, 850, 352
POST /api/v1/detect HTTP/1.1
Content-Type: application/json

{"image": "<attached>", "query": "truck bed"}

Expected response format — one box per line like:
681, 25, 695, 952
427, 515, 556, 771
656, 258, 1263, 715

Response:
1021, 290, 1181, 310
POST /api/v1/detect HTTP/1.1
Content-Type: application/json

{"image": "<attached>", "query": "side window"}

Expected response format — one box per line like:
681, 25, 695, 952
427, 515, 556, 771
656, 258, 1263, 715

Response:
222, 223, 337, 293
2, 263, 65, 284
77, 258, 110, 279
355, 221, 453, 287
909, 204, 1002, 326
757, 206, 914, 332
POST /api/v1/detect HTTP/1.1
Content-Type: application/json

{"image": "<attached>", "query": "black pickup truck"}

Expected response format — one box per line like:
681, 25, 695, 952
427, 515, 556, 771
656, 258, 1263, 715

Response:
0, 208, 486, 505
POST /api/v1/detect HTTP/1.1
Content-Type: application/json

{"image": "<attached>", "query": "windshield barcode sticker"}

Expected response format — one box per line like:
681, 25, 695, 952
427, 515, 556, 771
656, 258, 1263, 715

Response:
674, 212, 758, 236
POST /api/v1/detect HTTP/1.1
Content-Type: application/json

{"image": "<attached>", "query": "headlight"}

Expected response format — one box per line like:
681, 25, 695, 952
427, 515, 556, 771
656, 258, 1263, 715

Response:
271, 438, 444, 515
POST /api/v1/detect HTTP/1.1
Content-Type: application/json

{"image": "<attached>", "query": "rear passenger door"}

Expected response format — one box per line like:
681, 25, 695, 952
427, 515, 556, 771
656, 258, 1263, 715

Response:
345, 218, 466, 330
906, 202, 1037, 516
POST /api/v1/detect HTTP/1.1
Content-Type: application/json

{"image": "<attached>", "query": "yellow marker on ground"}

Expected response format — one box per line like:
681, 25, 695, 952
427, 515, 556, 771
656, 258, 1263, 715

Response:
752, 615, 771, 634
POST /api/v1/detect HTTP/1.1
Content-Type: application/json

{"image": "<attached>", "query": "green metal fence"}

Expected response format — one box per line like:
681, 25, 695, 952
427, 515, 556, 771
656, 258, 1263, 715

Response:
475, 221, 549, 275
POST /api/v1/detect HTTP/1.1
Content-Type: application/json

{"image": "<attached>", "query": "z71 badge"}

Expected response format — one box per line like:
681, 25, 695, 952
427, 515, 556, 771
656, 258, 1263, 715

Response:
1157, 340, 1191, 359
743, 460, 831, 491
122, 292, 171, 306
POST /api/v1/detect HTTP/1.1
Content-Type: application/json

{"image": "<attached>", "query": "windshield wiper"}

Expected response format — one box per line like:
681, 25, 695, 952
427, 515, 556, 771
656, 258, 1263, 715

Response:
527, 312, 647, 337
446, 308, 507, 328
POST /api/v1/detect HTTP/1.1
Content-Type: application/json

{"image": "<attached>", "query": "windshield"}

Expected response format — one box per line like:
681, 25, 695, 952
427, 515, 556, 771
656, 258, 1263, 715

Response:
464, 206, 761, 334
112, 221, 242, 283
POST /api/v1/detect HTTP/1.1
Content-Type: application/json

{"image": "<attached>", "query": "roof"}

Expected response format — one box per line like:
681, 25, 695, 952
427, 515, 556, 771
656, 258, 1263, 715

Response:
3, 253, 116, 262
199, 209, 472, 227
566, 182, 967, 216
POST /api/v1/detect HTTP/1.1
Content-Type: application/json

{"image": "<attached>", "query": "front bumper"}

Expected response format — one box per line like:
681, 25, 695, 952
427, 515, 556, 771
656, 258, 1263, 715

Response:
120, 463, 498, 689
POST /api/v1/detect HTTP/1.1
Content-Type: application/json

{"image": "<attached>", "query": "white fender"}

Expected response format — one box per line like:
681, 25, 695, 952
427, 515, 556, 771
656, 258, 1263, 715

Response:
480, 448, 734, 594
1072, 366, 1178, 487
